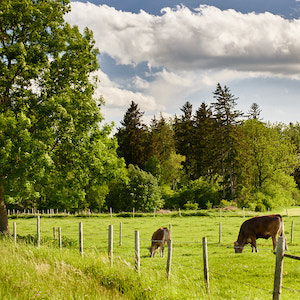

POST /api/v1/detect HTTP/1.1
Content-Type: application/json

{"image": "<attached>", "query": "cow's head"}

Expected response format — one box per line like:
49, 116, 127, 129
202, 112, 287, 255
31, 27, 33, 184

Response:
234, 241, 244, 253
148, 245, 159, 257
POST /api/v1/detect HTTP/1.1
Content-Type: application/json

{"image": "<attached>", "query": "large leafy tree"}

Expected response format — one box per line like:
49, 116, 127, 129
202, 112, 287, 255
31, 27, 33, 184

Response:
0, 0, 124, 232
237, 119, 299, 210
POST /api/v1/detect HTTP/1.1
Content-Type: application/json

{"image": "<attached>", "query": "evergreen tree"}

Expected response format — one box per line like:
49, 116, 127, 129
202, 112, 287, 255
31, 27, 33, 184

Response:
193, 102, 216, 177
174, 101, 196, 179
211, 83, 243, 199
116, 101, 148, 168
247, 103, 262, 120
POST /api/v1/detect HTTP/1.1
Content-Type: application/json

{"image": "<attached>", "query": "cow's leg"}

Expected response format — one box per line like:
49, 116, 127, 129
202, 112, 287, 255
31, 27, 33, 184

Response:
160, 243, 164, 257
152, 245, 158, 257
251, 237, 258, 252
272, 236, 277, 252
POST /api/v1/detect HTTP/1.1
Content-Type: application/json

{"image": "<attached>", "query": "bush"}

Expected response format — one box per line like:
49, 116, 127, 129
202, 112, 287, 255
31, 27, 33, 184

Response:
176, 176, 222, 209
106, 165, 164, 212
183, 201, 199, 210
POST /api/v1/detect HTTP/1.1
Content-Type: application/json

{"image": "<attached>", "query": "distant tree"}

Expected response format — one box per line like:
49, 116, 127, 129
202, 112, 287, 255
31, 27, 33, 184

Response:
279, 122, 300, 189
211, 83, 243, 199
247, 103, 262, 120
193, 102, 216, 177
116, 101, 149, 168
174, 102, 196, 179
106, 165, 163, 212
236, 119, 299, 210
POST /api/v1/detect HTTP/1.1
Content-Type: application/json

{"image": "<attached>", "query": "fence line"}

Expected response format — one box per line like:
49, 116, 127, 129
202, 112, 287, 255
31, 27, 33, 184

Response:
8, 216, 300, 299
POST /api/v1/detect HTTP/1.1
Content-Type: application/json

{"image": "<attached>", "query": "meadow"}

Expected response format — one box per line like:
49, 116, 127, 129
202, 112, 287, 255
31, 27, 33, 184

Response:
2, 208, 300, 299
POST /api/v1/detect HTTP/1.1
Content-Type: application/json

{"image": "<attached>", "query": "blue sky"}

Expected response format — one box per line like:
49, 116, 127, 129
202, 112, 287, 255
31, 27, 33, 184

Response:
66, 0, 300, 127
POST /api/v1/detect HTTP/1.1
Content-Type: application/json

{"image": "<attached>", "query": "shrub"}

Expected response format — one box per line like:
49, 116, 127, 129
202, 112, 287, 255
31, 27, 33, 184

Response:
183, 201, 199, 210
106, 165, 164, 212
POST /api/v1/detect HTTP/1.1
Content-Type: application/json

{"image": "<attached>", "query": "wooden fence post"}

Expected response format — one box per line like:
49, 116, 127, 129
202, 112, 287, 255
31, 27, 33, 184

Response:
243, 207, 245, 217
273, 237, 285, 300
37, 216, 40, 247
108, 225, 113, 266
169, 224, 172, 239
202, 237, 210, 295
219, 222, 222, 244
53, 227, 56, 240
79, 222, 83, 257
13, 222, 17, 244
58, 227, 62, 250
135, 230, 140, 274
133, 207, 135, 218
119, 222, 122, 246
166, 240, 173, 278
110, 207, 112, 217
291, 221, 294, 243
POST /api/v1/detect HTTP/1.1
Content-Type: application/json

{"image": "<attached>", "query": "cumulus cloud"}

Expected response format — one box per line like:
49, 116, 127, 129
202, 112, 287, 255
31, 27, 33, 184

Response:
93, 70, 165, 122
66, 3, 300, 125
66, 3, 300, 75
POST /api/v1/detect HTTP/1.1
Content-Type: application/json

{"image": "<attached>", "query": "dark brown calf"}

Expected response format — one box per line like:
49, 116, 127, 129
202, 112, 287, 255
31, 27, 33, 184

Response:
234, 214, 286, 253
149, 227, 170, 257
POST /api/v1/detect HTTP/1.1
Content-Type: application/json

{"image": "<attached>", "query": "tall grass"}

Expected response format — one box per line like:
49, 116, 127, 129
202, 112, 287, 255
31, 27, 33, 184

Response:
3, 208, 300, 299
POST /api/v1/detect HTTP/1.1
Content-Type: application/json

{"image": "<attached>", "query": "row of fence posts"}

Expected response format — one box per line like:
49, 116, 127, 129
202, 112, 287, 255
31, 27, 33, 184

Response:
15, 217, 297, 252
14, 218, 297, 251
12, 217, 297, 298
8, 207, 292, 220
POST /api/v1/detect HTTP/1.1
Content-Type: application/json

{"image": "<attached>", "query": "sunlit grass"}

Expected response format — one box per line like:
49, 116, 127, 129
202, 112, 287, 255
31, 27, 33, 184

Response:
3, 207, 300, 299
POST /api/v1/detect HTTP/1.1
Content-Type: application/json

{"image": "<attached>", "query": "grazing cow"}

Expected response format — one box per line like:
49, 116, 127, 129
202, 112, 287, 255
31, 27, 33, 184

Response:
234, 214, 287, 253
149, 227, 170, 257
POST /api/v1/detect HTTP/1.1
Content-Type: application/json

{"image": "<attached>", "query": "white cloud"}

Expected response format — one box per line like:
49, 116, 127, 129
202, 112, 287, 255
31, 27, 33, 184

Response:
66, 3, 300, 126
93, 70, 165, 123
66, 3, 300, 75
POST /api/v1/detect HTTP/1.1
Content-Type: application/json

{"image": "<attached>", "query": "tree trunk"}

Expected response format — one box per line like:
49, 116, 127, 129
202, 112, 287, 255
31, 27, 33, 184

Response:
221, 151, 226, 198
0, 183, 10, 234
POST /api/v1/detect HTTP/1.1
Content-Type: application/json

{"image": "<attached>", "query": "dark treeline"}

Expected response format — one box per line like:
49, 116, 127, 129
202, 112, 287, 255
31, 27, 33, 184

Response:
114, 83, 300, 212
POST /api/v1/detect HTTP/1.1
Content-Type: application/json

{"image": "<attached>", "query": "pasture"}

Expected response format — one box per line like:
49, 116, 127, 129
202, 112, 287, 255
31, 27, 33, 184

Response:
3, 208, 300, 299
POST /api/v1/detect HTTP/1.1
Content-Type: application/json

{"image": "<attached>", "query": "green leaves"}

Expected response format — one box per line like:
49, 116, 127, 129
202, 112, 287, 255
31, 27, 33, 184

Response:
0, 0, 125, 217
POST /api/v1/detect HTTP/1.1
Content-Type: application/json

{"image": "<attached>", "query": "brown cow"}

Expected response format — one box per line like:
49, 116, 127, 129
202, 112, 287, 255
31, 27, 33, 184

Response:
234, 214, 287, 253
148, 227, 170, 257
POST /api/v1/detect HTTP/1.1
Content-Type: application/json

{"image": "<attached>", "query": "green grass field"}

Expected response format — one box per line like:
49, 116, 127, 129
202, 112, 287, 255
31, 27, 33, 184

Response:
2, 208, 300, 299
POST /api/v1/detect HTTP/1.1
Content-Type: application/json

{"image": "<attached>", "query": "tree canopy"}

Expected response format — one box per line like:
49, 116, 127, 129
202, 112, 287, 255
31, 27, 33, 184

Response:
0, 0, 125, 232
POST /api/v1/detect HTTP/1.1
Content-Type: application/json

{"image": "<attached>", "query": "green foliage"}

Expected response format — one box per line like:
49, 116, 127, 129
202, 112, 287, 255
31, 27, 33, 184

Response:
106, 165, 163, 212
0, 0, 126, 224
164, 176, 222, 209
116, 101, 149, 168
219, 199, 237, 208
183, 201, 199, 210
236, 119, 299, 210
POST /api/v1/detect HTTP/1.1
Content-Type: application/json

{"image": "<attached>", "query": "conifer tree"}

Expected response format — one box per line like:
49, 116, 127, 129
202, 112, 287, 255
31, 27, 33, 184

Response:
211, 83, 243, 199
116, 101, 148, 168
174, 101, 196, 179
